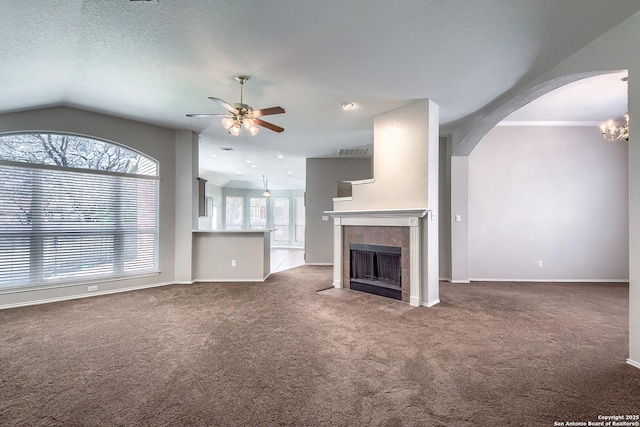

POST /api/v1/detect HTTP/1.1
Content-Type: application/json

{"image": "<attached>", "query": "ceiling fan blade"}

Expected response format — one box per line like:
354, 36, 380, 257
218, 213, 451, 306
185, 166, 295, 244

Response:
208, 97, 239, 114
186, 113, 228, 117
252, 106, 285, 117
254, 118, 284, 133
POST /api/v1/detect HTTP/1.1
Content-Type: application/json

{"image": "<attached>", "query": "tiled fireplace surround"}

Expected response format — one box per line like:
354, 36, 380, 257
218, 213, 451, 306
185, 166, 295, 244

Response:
342, 226, 411, 302
330, 210, 438, 307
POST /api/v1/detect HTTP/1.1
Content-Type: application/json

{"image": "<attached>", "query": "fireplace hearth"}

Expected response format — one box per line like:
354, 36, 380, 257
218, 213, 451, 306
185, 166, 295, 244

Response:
350, 243, 402, 300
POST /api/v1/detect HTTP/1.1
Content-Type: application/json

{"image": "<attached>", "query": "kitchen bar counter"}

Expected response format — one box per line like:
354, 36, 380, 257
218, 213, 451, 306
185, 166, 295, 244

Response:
192, 229, 274, 282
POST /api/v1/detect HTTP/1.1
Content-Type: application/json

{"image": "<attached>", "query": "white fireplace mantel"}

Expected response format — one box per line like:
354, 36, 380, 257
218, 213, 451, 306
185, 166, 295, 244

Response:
326, 208, 439, 308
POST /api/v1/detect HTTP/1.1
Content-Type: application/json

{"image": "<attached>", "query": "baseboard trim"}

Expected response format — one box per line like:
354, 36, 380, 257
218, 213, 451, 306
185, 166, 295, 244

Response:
0, 281, 178, 311
421, 299, 441, 307
439, 277, 452, 282
193, 278, 266, 283
451, 280, 471, 284
470, 278, 629, 283
305, 263, 333, 266
627, 359, 640, 370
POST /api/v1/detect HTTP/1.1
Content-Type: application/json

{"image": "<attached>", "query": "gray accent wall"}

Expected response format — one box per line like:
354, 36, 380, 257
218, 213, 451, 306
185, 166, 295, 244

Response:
468, 125, 629, 281
305, 158, 372, 264
439, 137, 452, 280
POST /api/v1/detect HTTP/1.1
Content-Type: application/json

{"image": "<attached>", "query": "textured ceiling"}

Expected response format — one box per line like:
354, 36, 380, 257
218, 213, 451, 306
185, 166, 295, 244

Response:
1, 0, 638, 189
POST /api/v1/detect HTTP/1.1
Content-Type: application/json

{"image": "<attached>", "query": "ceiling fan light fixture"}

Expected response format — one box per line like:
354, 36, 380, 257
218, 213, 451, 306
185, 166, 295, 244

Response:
188, 75, 285, 135
222, 117, 235, 130
229, 124, 241, 136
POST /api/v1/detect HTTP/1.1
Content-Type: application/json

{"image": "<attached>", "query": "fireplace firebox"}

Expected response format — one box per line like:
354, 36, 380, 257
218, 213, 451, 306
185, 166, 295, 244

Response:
349, 243, 402, 300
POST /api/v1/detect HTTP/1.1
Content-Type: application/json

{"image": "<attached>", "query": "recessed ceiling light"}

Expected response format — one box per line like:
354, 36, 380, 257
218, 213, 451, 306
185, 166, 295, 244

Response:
251, 165, 256, 168
287, 171, 292, 174
210, 154, 216, 158
341, 102, 355, 110
245, 160, 252, 163
277, 155, 284, 159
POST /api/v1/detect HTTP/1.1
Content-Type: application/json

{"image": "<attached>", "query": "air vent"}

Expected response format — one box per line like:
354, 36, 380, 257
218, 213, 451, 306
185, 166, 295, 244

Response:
337, 148, 368, 157
219, 147, 234, 151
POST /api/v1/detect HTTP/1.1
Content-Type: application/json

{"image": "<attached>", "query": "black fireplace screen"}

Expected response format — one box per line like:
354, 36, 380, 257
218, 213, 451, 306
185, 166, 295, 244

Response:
350, 243, 401, 288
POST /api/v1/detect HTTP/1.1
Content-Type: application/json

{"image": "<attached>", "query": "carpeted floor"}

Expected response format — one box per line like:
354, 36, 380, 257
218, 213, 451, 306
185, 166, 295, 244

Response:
0, 265, 638, 426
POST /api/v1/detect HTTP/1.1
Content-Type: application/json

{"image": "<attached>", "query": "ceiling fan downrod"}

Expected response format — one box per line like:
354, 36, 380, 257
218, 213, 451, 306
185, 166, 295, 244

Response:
236, 76, 248, 106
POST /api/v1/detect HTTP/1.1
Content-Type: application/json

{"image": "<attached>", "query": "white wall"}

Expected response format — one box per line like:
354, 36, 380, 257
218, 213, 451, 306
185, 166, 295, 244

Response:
0, 106, 178, 307
334, 100, 438, 211
305, 157, 372, 264
469, 125, 629, 281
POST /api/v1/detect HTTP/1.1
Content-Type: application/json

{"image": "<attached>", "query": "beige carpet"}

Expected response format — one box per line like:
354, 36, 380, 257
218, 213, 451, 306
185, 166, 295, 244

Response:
0, 266, 638, 426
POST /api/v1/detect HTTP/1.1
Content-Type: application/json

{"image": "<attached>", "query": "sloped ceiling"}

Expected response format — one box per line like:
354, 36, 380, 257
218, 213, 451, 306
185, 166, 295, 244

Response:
1, 1, 638, 189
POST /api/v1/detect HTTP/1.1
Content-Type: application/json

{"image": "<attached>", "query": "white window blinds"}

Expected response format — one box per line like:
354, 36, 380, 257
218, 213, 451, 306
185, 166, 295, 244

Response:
0, 151, 159, 290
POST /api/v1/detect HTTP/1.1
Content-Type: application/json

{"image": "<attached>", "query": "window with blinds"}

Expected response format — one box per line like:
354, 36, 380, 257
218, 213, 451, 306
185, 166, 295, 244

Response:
0, 133, 159, 290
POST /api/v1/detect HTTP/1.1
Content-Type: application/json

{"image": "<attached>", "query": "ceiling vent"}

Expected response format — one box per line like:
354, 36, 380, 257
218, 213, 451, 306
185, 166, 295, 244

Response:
337, 148, 368, 157
219, 147, 234, 151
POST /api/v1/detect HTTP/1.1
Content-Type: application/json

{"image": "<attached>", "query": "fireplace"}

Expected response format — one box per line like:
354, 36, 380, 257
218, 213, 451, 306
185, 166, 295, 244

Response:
350, 243, 402, 300
329, 210, 440, 307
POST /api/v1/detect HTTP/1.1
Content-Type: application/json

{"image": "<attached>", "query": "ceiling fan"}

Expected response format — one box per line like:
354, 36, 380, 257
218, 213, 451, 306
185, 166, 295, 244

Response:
187, 76, 285, 136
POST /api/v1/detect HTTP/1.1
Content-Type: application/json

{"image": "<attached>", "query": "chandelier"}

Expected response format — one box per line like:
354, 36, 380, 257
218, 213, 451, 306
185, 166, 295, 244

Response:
600, 75, 629, 142
600, 112, 629, 142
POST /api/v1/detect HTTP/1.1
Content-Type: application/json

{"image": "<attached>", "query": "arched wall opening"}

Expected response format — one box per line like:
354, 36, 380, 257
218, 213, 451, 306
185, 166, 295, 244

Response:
453, 70, 626, 157
467, 120, 629, 282
446, 60, 638, 367
465, 72, 629, 282
449, 70, 629, 284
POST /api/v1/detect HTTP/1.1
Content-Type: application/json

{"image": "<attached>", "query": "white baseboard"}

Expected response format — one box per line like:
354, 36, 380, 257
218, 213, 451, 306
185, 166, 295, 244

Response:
627, 359, 640, 370
332, 280, 342, 288
305, 263, 333, 266
193, 278, 266, 283
439, 277, 452, 282
470, 278, 629, 283
451, 280, 471, 284
0, 281, 178, 311
421, 299, 441, 307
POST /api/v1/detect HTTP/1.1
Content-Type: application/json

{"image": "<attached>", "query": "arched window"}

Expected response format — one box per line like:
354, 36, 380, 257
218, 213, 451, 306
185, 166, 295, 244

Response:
0, 133, 159, 289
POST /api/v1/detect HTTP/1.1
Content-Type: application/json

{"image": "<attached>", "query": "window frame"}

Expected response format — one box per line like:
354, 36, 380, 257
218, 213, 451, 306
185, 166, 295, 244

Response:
0, 132, 160, 292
